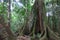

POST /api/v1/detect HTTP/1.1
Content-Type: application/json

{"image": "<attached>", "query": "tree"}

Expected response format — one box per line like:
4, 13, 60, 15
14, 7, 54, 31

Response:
3, 0, 16, 40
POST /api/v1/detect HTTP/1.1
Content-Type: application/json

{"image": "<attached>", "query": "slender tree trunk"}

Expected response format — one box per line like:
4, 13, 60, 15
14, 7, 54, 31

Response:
4, 0, 16, 40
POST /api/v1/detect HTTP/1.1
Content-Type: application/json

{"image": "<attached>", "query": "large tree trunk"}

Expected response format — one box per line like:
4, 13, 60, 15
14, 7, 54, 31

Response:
30, 0, 45, 35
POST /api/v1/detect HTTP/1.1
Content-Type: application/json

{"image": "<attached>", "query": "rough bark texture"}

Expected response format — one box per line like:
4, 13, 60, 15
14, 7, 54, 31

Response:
29, 0, 45, 35
30, 0, 60, 40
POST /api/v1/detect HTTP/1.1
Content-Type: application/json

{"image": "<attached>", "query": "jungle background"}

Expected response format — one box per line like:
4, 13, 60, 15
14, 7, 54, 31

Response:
0, 0, 60, 40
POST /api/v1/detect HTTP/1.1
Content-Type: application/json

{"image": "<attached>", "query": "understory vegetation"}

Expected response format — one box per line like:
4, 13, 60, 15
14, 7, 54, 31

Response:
0, 0, 60, 40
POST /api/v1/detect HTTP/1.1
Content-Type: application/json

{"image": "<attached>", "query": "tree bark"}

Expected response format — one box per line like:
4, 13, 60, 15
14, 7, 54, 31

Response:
30, 0, 45, 34
4, 0, 16, 40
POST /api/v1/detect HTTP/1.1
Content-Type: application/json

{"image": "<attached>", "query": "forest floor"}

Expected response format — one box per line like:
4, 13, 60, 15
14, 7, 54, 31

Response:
17, 35, 31, 40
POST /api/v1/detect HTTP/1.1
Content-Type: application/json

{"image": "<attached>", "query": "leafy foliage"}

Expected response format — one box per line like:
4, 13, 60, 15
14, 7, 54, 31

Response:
10, 0, 35, 33
0, 2, 7, 14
